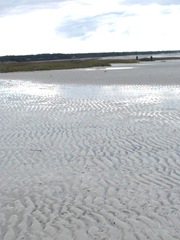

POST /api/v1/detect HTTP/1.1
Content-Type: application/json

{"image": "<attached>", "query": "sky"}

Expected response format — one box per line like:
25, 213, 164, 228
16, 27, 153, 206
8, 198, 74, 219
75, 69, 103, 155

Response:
0, 0, 180, 56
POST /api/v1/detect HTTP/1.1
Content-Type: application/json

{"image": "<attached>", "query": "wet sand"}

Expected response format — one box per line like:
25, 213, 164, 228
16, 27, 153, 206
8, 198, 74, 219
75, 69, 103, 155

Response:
0, 60, 180, 240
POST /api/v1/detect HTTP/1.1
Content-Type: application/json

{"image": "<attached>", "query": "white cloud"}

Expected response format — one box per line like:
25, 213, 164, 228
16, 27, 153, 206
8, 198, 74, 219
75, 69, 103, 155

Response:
0, 0, 64, 16
0, 0, 180, 56
123, 0, 180, 5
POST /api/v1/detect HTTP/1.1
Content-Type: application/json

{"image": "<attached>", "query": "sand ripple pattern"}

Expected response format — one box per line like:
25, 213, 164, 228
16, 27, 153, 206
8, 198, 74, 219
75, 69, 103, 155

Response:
0, 80, 180, 240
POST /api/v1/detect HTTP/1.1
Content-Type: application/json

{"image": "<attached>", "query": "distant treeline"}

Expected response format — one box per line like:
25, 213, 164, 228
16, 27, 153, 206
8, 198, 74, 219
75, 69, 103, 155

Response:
0, 50, 180, 62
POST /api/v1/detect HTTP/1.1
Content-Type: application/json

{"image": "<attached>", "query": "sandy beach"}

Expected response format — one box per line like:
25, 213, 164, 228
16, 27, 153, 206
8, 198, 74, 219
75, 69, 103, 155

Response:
0, 60, 180, 240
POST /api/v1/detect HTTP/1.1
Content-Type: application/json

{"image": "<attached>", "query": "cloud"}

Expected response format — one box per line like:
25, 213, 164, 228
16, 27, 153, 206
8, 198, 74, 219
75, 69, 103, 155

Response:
123, 0, 180, 5
57, 17, 98, 39
0, 0, 64, 16
57, 12, 128, 39
1, 0, 180, 16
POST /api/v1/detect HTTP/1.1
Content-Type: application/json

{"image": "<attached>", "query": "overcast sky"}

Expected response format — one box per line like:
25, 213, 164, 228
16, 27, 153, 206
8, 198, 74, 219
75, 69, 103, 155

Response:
0, 0, 180, 56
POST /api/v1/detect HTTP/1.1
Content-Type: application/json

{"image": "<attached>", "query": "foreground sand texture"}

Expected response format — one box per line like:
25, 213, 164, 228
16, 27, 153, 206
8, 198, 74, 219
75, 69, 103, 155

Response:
0, 61, 180, 239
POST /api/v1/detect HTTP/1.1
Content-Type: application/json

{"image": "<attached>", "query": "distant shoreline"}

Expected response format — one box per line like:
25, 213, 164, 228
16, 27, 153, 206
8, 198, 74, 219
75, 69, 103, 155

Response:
1, 50, 180, 62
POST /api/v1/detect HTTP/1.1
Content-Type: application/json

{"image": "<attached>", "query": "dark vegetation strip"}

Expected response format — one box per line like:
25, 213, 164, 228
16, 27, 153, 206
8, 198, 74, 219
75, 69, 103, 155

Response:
0, 57, 180, 73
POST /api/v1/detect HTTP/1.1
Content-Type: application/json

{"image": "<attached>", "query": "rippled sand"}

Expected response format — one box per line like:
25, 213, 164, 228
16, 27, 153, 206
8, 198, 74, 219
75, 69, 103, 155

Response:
0, 61, 180, 240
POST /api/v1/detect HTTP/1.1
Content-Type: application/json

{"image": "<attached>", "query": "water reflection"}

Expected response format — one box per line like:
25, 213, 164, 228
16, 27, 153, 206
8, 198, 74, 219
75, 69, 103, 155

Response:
55, 84, 180, 105
1, 79, 180, 105
0, 80, 57, 97
84, 67, 134, 71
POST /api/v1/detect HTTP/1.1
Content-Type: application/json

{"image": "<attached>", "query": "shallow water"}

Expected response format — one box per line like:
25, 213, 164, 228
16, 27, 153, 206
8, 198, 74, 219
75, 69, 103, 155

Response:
0, 79, 180, 240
